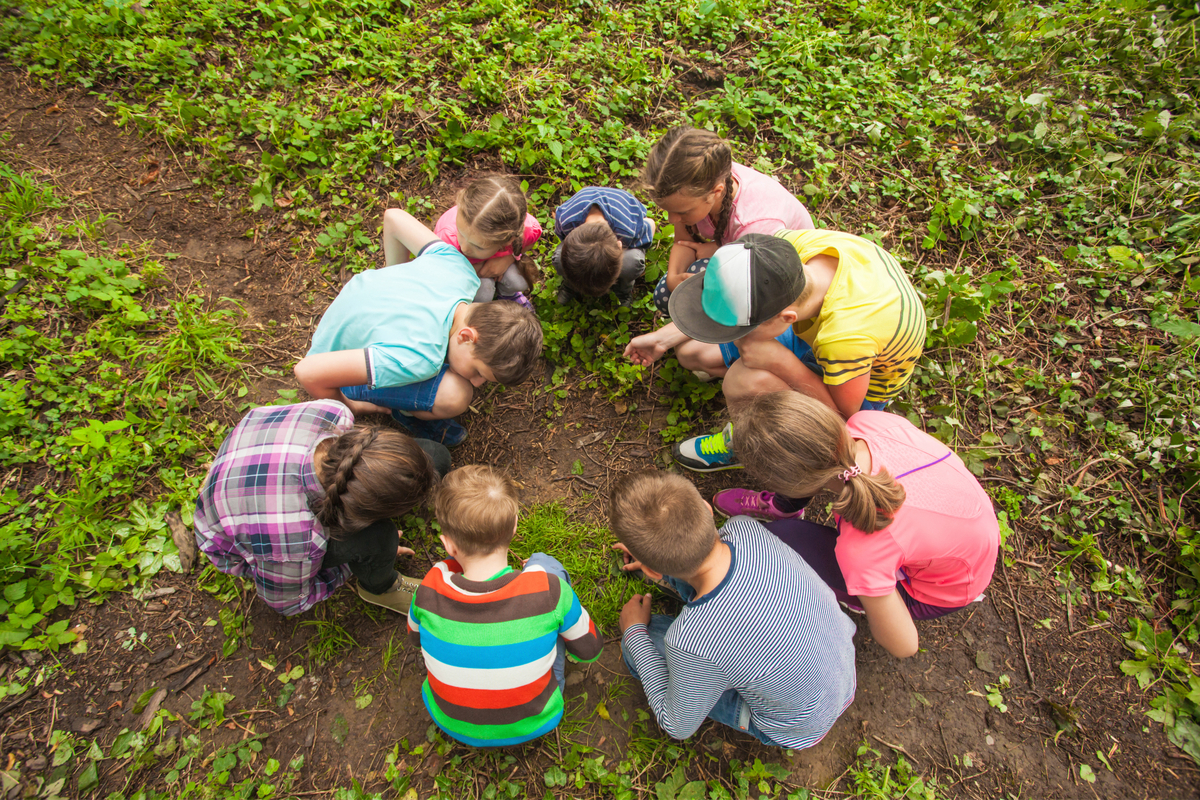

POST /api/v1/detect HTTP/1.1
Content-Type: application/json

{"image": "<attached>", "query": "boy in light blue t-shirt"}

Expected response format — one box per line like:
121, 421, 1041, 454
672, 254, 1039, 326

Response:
295, 207, 543, 446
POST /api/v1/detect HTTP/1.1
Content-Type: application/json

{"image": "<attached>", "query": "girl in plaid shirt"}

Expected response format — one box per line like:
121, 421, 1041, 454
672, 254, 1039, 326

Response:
194, 400, 446, 615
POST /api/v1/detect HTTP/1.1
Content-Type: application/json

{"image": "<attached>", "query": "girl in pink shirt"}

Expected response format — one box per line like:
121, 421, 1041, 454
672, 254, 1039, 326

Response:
430, 176, 543, 310
641, 126, 815, 314
732, 392, 1000, 658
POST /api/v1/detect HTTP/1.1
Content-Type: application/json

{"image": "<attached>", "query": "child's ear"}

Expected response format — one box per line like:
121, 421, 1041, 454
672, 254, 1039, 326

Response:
641, 564, 665, 582
457, 326, 479, 345
439, 534, 457, 558
775, 307, 800, 326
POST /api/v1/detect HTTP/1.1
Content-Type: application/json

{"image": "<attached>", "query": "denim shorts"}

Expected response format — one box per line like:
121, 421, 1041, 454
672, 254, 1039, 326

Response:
341, 363, 449, 414
719, 330, 888, 412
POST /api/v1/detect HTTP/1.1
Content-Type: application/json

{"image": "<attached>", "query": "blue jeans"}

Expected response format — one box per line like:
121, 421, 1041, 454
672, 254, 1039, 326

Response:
621, 577, 777, 746
525, 552, 569, 691
341, 363, 449, 415
719, 330, 888, 412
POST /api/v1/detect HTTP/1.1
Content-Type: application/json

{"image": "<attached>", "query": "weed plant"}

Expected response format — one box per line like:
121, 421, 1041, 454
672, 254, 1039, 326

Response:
1, 0, 1200, 791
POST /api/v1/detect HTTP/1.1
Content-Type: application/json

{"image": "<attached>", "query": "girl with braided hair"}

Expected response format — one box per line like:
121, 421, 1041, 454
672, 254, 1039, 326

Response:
642, 126, 814, 315
730, 392, 1000, 658
194, 400, 451, 616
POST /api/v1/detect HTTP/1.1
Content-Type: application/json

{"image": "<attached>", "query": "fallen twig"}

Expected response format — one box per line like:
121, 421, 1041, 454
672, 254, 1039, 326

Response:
1003, 566, 1035, 689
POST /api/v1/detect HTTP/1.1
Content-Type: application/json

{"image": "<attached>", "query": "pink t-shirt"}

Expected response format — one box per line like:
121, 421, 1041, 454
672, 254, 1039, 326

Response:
695, 162, 814, 243
834, 412, 1000, 608
434, 206, 543, 267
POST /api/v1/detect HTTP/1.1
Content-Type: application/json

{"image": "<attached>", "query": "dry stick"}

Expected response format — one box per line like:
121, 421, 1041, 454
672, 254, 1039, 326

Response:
1003, 567, 1035, 689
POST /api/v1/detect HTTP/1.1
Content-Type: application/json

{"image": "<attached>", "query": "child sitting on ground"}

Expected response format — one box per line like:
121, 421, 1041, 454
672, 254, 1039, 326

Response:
732, 392, 1000, 659
609, 470, 856, 748
552, 186, 656, 306
408, 466, 604, 747
624, 230, 925, 498
430, 176, 543, 310
195, 400, 445, 616
640, 125, 814, 315
294, 206, 543, 447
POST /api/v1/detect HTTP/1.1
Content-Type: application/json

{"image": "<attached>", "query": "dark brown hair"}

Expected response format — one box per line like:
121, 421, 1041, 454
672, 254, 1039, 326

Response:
458, 176, 540, 288
641, 126, 735, 245
466, 301, 543, 385
314, 427, 437, 539
560, 221, 623, 296
733, 392, 906, 533
608, 471, 718, 576
434, 465, 519, 556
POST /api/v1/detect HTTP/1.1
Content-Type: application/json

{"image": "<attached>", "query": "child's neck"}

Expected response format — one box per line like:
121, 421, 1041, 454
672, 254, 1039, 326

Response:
706, 175, 740, 225
449, 302, 472, 337
793, 253, 838, 320
456, 549, 512, 582
584, 206, 609, 227
683, 540, 731, 598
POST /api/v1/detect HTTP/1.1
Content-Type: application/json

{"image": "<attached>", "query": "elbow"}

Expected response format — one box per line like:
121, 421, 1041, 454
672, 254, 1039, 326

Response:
886, 637, 920, 659
293, 358, 318, 393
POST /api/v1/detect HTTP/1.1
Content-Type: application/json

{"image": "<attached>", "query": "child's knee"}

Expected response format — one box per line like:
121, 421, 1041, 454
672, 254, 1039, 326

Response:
430, 371, 473, 418
723, 362, 787, 404
677, 340, 725, 374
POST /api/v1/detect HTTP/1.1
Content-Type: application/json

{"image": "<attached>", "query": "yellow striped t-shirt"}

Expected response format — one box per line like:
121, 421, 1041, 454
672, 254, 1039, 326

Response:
777, 230, 926, 404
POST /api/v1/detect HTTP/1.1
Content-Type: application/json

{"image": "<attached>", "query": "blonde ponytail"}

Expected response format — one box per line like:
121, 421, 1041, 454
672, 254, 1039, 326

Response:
733, 392, 905, 533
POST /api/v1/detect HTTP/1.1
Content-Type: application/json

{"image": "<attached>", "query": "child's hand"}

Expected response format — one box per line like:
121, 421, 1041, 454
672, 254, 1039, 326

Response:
619, 594, 653, 633
611, 543, 645, 573
397, 546, 415, 557
624, 332, 669, 366
478, 254, 515, 280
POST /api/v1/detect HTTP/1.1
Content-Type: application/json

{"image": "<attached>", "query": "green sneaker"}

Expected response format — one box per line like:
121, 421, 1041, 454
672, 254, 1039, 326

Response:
672, 423, 743, 472
357, 574, 421, 614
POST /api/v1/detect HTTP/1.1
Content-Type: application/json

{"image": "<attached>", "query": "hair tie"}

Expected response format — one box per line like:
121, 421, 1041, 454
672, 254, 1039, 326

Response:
840, 465, 862, 482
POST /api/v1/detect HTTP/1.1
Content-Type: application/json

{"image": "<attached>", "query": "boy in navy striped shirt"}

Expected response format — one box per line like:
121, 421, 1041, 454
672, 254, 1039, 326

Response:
553, 187, 656, 306
610, 471, 856, 748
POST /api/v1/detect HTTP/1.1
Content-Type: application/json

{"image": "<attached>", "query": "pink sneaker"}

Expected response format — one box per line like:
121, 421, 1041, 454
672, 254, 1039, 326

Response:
712, 489, 804, 522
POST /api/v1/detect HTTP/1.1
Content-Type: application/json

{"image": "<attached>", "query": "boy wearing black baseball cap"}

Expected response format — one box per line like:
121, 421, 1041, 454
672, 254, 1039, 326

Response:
623, 230, 925, 495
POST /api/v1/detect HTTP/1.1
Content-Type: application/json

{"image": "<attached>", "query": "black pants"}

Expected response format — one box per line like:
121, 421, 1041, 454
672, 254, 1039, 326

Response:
319, 438, 450, 594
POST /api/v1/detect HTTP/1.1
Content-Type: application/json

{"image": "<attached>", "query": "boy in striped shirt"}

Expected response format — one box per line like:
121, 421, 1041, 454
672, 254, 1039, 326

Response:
610, 471, 856, 748
553, 186, 656, 306
408, 466, 603, 746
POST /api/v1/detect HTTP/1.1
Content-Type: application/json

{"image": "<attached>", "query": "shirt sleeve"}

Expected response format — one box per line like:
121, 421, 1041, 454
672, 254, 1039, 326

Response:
556, 582, 603, 663
837, 527, 905, 598
622, 624, 730, 740
433, 207, 459, 249
250, 558, 348, 617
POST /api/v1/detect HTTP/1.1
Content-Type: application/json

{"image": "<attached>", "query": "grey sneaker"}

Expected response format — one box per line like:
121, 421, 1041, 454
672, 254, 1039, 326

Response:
357, 574, 421, 614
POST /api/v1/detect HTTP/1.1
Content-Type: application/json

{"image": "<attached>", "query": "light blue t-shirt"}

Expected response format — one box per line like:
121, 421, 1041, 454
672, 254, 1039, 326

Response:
307, 240, 481, 388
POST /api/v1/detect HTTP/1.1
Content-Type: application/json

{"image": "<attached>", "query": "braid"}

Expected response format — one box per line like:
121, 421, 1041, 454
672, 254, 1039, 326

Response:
685, 223, 706, 244
712, 174, 734, 245
318, 428, 378, 532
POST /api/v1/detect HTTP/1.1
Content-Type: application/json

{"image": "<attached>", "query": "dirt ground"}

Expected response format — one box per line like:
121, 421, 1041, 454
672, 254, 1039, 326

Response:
1, 71, 1197, 799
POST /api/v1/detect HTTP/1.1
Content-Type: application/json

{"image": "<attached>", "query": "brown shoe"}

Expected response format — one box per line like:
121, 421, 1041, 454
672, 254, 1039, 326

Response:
357, 574, 422, 614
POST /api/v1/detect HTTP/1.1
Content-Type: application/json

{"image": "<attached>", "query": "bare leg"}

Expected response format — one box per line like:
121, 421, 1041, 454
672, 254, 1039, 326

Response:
339, 394, 393, 416
411, 370, 473, 420
722, 359, 790, 407
676, 339, 728, 377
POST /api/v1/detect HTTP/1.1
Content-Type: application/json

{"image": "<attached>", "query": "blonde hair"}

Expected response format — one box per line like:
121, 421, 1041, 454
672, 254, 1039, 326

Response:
465, 302, 543, 385
434, 465, 519, 556
608, 471, 717, 576
733, 393, 906, 533
641, 126, 734, 245
457, 176, 540, 288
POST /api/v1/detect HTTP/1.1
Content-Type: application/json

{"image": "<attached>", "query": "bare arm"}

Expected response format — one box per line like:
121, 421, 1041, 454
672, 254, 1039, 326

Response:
294, 349, 370, 399
382, 208, 441, 267
827, 374, 872, 420
623, 322, 693, 366
665, 240, 701, 291
859, 590, 919, 658
478, 254, 516, 280
737, 338, 837, 410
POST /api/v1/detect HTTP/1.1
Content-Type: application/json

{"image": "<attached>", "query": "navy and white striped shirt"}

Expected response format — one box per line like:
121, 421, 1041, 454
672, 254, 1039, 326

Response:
623, 517, 857, 748
553, 187, 654, 249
